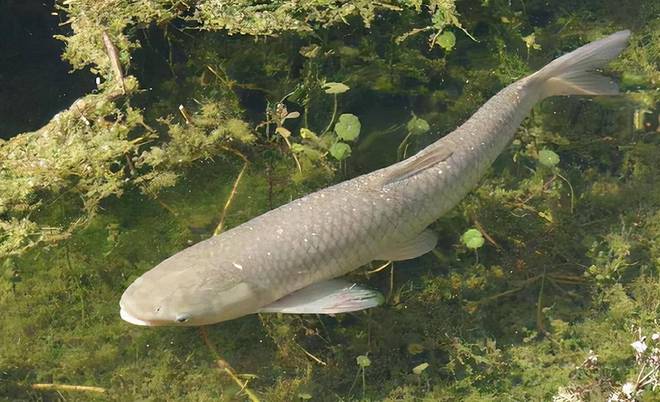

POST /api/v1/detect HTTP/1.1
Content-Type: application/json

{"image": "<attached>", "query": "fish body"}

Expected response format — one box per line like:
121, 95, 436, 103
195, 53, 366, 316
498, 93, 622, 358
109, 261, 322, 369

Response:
120, 30, 631, 326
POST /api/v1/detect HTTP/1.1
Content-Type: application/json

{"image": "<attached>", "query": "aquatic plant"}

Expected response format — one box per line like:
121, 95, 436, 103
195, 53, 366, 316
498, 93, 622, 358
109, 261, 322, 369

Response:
1, 0, 659, 400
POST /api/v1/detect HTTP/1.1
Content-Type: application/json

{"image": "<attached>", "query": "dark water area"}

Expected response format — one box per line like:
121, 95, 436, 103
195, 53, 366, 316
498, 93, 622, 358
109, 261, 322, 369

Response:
0, 0, 94, 139
0, 0, 658, 400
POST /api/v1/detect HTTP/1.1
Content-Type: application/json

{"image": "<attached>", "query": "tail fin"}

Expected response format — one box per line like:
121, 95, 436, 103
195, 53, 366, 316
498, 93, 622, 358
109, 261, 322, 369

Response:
530, 30, 631, 98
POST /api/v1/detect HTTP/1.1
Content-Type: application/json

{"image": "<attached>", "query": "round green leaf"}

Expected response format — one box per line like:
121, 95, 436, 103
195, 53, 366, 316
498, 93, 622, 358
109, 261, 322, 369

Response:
407, 343, 424, 355
300, 128, 318, 140
437, 31, 456, 51
412, 362, 429, 375
329, 142, 351, 160
538, 149, 560, 167
323, 82, 350, 94
275, 126, 291, 138
356, 355, 371, 368
334, 113, 361, 141
407, 116, 430, 136
461, 228, 484, 250
292, 144, 323, 161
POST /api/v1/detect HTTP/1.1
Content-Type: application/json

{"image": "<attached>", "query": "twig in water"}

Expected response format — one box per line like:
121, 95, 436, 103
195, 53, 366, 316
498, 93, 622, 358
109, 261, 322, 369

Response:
31, 383, 106, 393
366, 260, 392, 274
299, 344, 327, 366
178, 105, 193, 125
199, 326, 261, 402
473, 219, 501, 249
101, 31, 125, 94
214, 147, 249, 235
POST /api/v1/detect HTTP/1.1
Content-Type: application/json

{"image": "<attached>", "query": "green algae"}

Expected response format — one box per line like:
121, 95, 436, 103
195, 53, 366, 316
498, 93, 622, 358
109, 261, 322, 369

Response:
1, 0, 660, 401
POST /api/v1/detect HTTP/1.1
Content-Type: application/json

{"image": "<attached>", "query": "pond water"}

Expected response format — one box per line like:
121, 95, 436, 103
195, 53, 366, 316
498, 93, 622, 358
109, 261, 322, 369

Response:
1, 1, 658, 401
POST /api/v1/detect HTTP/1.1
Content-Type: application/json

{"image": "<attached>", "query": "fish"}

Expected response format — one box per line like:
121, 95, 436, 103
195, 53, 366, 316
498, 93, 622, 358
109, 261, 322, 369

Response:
120, 30, 631, 326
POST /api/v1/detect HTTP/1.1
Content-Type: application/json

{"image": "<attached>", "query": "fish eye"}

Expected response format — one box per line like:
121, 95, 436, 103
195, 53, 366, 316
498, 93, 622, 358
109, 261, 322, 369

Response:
175, 315, 190, 323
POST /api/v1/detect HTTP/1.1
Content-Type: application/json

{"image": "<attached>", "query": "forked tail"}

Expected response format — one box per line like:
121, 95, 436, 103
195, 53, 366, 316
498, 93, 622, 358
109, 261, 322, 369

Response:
530, 30, 631, 99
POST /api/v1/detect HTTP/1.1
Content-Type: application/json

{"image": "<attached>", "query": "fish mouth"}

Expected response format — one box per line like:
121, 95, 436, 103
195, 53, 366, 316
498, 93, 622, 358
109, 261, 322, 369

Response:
120, 305, 156, 326
119, 304, 172, 326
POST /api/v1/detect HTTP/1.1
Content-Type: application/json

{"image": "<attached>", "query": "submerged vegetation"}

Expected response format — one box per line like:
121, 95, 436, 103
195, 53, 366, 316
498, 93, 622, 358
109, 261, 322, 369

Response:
1, 0, 659, 400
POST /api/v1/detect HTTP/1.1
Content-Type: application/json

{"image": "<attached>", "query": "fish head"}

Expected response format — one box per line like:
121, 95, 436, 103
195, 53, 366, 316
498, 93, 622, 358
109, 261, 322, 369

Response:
119, 254, 264, 326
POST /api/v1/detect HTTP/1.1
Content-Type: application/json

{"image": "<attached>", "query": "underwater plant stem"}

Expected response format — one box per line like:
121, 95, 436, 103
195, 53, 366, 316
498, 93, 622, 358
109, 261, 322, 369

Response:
101, 31, 125, 94
199, 326, 261, 402
536, 271, 547, 335
348, 368, 361, 397
473, 219, 501, 249
639, 365, 657, 388
362, 367, 366, 399
321, 94, 338, 135
31, 383, 106, 393
299, 344, 327, 366
143, 187, 178, 217
366, 260, 392, 274
281, 134, 303, 173
304, 103, 310, 128
555, 172, 575, 214
636, 361, 648, 386
477, 274, 544, 305
397, 130, 414, 160
214, 147, 249, 235
389, 263, 395, 302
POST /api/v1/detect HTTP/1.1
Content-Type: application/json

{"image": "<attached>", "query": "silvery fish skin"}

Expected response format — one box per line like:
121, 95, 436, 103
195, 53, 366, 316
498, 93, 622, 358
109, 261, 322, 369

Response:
120, 30, 631, 326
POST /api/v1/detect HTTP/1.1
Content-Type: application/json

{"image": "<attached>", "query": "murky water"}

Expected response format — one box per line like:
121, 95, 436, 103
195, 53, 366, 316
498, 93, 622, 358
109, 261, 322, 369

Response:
1, 1, 658, 401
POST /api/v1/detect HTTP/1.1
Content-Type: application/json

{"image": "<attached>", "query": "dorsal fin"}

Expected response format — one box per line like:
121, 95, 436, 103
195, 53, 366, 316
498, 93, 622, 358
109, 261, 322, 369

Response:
379, 146, 453, 187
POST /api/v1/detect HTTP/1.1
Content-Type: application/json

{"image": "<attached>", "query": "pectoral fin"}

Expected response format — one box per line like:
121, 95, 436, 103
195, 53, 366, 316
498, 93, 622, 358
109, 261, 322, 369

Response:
258, 279, 384, 314
376, 229, 437, 261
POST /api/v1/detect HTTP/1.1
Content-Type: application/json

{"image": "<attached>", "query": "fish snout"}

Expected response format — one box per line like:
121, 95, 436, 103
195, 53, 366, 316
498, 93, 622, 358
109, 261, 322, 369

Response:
119, 281, 169, 326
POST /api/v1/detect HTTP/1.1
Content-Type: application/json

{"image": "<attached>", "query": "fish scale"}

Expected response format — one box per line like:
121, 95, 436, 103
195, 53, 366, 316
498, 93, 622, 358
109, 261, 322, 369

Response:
120, 30, 631, 326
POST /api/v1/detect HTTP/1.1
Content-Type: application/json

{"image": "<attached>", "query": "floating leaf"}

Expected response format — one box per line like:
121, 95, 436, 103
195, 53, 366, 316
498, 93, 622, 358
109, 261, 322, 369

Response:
437, 31, 456, 51
291, 144, 323, 161
407, 116, 430, 136
461, 228, 484, 250
334, 113, 361, 141
300, 128, 319, 141
538, 149, 560, 167
412, 362, 429, 375
522, 33, 542, 51
276, 126, 291, 138
356, 355, 371, 368
538, 210, 554, 223
407, 343, 425, 355
329, 142, 351, 160
299, 45, 320, 58
323, 82, 350, 94
284, 111, 300, 121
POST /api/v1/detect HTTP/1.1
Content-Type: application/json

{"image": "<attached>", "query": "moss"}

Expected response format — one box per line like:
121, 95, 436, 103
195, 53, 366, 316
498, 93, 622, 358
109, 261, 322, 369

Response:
1, 0, 659, 401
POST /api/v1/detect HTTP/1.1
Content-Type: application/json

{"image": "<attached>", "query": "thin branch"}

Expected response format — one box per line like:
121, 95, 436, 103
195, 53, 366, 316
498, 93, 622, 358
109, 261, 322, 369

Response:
101, 31, 125, 94
31, 383, 106, 393
299, 344, 327, 366
199, 327, 261, 402
214, 147, 249, 235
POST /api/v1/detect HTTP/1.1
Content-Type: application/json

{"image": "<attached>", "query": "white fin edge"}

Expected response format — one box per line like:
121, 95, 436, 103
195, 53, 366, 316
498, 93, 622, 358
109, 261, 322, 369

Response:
258, 279, 384, 314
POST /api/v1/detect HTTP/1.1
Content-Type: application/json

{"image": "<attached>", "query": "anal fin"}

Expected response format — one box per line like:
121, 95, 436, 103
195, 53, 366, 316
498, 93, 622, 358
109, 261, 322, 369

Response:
258, 279, 384, 314
376, 229, 437, 261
